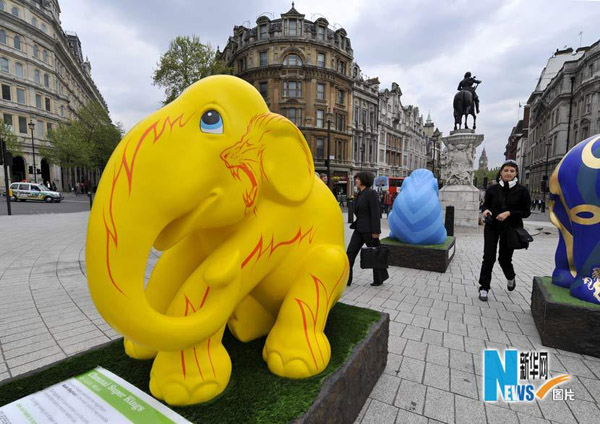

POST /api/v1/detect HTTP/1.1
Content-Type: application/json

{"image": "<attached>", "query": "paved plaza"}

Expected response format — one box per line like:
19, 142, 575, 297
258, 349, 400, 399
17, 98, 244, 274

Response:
0, 212, 599, 423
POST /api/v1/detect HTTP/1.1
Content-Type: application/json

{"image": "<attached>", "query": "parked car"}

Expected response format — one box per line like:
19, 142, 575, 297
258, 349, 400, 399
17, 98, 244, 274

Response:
9, 183, 64, 203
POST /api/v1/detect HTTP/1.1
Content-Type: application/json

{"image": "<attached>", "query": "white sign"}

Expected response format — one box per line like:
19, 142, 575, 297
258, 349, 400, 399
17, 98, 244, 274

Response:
448, 243, 455, 260
0, 367, 191, 424
329, 155, 335, 160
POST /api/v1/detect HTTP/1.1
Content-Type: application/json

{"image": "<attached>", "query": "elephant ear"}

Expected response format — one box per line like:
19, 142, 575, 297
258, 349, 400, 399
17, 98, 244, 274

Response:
260, 115, 315, 203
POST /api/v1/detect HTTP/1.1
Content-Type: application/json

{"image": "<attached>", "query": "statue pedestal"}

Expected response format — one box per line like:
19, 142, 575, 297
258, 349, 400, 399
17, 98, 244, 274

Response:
440, 184, 480, 227
440, 129, 484, 228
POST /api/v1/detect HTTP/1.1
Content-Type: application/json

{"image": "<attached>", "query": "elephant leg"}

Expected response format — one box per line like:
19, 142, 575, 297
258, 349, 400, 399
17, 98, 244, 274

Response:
262, 245, 349, 378
228, 294, 276, 342
149, 325, 231, 406
124, 233, 209, 360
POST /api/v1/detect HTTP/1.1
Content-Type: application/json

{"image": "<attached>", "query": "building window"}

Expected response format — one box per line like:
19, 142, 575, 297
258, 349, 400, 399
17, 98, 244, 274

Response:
337, 60, 346, 74
31, 17, 37, 27
45, 97, 50, 111
259, 24, 267, 40
283, 54, 302, 66
43, 50, 48, 62
288, 20, 298, 36
13, 36, 21, 50
0, 57, 8, 73
33, 44, 38, 58
46, 122, 52, 134
586, 94, 592, 113
41, 23, 46, 33
317, 26, 325, 41
317, 53, 325, 68
316, 83, 325, 100
11, 6, 19, 17
1, 84, 10, 100
337, 89, 344, 105
3, 113, 12, 128
286, 108, 302, 125
18, 116, 27, 134
36, 93, 42, 109
316, 110, 324, 128
316, 137, 324, 159
60, 105, 65, 117
44, 74, 49, 87
258, 81, 268, 99
0, 1, 3, 11
259, 51, 268, 67
34, 69, 41, 84
238, 57, 246, 72
336, 114, 345, 131
16, 88, 25, 104
283, 81, 302, 98
15, 62, 24, 78
0, 30, 5, 44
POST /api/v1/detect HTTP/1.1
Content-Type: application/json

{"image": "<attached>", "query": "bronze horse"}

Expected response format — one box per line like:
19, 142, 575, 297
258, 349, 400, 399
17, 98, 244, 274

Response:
453, 89, 477, 130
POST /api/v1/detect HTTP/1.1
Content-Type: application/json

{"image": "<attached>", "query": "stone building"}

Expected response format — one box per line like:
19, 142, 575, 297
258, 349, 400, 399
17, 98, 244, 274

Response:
521, 43, 600, 198
377, 82, 404, 177
219, 5, 355, 194
478, 146, 488, 171
351, 63, 379, 177
377, 83, 431, 178
0, 0, 106, 190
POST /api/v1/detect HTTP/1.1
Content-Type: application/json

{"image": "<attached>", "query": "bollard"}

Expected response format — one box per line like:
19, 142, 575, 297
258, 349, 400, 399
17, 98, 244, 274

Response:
88, 191, 93, 209
347, 199, 354, 224
445, 205, 455, 237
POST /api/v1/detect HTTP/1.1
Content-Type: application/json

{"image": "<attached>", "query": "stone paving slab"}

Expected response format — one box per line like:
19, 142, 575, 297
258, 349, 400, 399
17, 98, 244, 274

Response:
1, 212, 599, 424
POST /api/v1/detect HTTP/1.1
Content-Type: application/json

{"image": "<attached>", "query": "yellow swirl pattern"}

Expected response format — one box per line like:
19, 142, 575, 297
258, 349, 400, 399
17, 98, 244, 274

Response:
582, 135, 600, 169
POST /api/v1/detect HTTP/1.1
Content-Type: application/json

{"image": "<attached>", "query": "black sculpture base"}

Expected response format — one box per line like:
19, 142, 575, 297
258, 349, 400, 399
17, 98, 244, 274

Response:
380, 236, 455, 273
297, 312, 389, 423
531, 276, 600, 358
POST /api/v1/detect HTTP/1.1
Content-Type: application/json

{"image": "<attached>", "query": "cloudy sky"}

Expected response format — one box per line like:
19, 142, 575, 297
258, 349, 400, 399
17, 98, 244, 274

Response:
60, 0, 600, 168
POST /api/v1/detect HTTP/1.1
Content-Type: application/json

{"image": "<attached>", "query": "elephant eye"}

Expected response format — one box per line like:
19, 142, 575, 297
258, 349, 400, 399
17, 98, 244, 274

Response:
200, 110, 223, 134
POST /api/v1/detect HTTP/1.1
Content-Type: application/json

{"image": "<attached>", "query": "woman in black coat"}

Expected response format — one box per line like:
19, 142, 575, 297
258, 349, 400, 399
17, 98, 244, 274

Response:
478, 160, 531, 301
346, 172, 388, 287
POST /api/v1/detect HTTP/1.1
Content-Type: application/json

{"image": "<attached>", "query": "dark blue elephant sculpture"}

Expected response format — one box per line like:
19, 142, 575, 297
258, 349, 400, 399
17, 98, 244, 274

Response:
389, 169, 447, 245
549, 134, 600, 304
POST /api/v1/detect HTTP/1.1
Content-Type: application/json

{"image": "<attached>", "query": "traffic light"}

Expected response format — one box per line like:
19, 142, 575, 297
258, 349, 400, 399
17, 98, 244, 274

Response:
29, 165, 34, 174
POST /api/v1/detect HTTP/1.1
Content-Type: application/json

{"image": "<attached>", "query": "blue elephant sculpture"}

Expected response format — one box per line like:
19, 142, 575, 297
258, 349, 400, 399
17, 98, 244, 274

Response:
549, 134, 600, 305
389, 169, 447, 245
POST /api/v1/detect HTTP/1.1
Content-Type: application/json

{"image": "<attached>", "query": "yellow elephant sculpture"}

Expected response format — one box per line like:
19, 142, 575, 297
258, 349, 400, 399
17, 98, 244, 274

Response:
86, 75, 349, 406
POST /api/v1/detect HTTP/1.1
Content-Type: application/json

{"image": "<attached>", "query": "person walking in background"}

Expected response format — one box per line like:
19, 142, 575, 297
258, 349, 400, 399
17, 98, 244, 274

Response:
478, 160, 531, 301
346, 171, 388, 287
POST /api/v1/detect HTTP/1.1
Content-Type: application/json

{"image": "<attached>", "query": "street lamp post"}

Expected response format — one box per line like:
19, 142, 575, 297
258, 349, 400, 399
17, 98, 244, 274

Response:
28, 120, 37, 183
543, 140, 551, 213
326, 108, 333, 190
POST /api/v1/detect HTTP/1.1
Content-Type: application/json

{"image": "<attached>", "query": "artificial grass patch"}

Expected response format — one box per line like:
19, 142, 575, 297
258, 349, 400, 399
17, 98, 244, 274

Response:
541, 276, 600, 310
0, 303, 381, 423
381, 235, 454, 250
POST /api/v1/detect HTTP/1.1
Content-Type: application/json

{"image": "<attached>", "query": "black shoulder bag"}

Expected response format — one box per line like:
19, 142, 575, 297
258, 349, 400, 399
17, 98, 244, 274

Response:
360, 239, 390, 269
498, 187, 533, 250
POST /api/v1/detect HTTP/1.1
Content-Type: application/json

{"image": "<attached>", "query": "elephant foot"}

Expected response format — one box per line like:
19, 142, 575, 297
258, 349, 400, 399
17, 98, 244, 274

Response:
262, 326, 331, 378
149, 336, 231, 405
124, 338, 157, 360
228, 294, 275, 342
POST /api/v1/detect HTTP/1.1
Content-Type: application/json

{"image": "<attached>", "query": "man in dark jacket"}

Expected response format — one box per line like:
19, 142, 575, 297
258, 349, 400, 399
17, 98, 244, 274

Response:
346, 171, 388, 286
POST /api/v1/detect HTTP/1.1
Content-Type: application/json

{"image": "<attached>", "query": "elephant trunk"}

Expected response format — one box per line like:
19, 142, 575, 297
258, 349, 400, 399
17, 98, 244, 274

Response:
86, 160, 239, 352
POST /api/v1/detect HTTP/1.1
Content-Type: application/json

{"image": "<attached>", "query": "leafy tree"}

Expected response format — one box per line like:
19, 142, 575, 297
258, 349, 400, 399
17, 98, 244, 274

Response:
0, 121, 22, 156
474, 166, 500, 188
153, 35, 231, 104
40, 102, 122, 183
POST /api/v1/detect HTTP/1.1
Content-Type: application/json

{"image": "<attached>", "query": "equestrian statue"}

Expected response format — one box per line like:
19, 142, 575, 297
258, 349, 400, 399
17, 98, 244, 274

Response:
453, 72, 481, 130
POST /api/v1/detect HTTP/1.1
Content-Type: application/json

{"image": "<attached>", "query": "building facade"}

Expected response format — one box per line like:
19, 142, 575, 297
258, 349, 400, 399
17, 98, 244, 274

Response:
0, 0, 106, 190
220, 5, 355, 194
351, 64, 379, 178
520, 43, 600, 198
